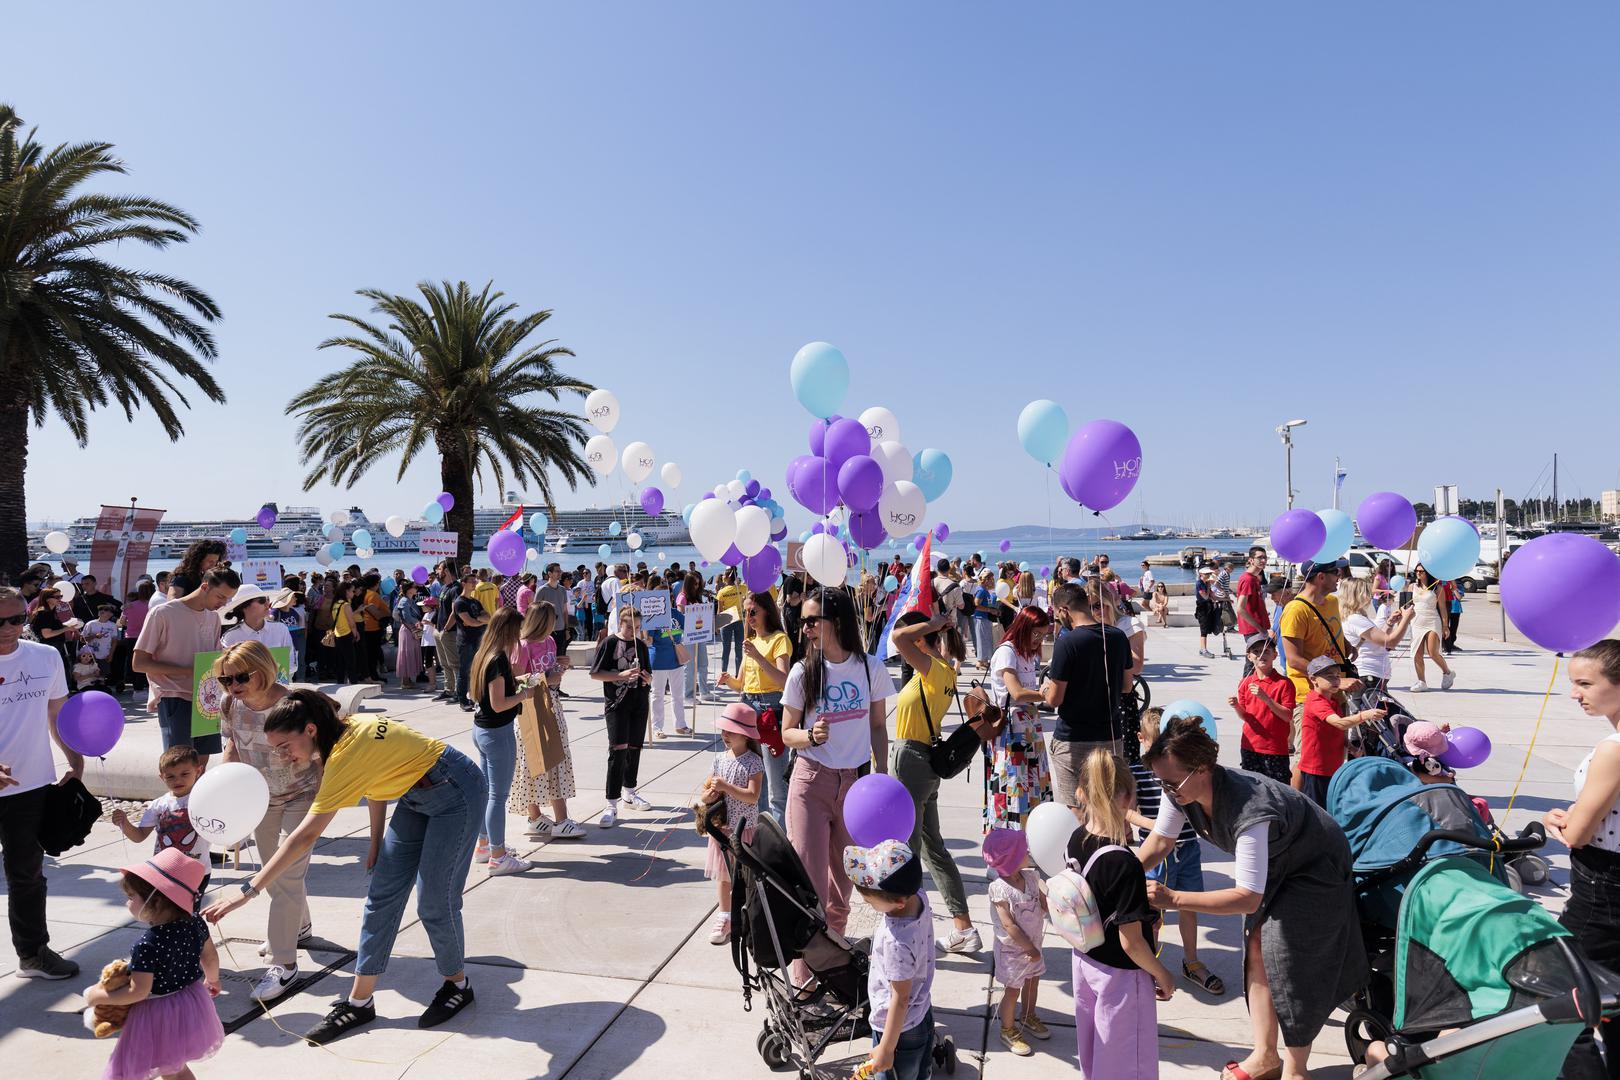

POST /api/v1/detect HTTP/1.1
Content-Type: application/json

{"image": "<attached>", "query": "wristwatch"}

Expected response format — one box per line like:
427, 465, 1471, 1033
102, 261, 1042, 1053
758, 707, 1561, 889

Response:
238, 882, 261, 899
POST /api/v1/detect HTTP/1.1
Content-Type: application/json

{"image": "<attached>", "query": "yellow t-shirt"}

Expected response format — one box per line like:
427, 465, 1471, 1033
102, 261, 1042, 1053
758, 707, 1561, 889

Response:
892, 656, 957, 744
309, 715, 446, 813
473, 581, 500, 616
740, 631, 791, 694
716, 584, 746, 615
333, 604, 354, 639
1278, 594, 1346, 701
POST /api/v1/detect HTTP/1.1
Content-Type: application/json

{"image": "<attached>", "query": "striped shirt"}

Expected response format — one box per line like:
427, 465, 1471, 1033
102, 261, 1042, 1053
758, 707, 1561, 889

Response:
1132, 761, 1198, 846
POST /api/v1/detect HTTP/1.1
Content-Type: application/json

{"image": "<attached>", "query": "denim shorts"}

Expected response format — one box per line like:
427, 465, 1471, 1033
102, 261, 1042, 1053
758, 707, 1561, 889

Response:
1146, 839, 1203, 892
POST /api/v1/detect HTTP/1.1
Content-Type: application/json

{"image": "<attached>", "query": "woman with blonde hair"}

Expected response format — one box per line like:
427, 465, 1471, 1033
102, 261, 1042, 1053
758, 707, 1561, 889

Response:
468, 608, 538, 874
1015, 570, 1036, 609
510, 601, 583, 840
212, 640, 320, 1004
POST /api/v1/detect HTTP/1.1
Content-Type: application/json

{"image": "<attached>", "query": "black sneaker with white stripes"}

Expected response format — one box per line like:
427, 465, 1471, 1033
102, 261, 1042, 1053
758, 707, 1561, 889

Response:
303, 997, 376, 1045
418, 978, 474, 1029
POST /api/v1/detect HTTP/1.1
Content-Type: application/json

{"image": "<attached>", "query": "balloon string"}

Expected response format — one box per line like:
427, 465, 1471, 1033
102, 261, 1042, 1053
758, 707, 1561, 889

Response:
1503, 654, 1559, 824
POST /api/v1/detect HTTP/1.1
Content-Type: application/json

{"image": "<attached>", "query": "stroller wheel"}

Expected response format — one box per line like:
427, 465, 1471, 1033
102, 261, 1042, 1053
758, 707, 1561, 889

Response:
757, 1028, 790, 1070
1504, 862, 1525, 894
943, 1035, 959, 1073
1518, 855, 1551, 886
1343, 1007, 1393, 1066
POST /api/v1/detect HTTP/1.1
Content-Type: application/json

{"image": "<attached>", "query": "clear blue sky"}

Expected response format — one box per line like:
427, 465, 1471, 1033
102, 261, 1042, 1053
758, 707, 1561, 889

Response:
14, 3, 1620, 531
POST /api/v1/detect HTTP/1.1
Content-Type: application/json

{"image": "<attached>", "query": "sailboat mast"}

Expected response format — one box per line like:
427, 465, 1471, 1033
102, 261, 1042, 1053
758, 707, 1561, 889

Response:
1553, 453, 1559, 522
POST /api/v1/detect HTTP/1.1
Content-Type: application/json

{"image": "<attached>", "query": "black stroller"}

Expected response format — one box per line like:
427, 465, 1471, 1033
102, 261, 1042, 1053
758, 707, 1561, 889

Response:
724, 813, 957, 1078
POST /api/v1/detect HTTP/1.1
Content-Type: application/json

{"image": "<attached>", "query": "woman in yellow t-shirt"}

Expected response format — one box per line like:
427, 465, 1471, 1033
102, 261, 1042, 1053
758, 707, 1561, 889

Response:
718, 591, 792, 820
202, 689, 484, 1044
888, 609, 979, 950
714, 571, 748, 676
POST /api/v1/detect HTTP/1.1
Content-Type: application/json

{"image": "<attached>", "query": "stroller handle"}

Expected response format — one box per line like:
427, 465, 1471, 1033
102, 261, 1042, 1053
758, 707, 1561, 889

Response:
1357, 823, 1546, 890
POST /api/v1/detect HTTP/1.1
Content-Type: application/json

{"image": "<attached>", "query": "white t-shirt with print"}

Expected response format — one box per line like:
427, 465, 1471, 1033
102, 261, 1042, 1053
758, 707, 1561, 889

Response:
782, 652, 898, 770
0, 641, 70, 795
139, 792, 211, 862
988, 642, 1038, 711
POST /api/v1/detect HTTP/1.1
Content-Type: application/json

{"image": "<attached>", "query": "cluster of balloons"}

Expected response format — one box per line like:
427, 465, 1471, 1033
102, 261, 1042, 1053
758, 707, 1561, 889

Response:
687, 468, 793, 591
1016, 402, 1144, 513
1270, 491, 1482, 577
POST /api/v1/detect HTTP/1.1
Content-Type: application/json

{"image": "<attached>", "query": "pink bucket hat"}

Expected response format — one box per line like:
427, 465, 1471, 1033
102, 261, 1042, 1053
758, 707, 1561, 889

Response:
718, 702, 759, 739
1404, 720, 1448, 759
982, 828, 1029, 878
122, 847, 206, 914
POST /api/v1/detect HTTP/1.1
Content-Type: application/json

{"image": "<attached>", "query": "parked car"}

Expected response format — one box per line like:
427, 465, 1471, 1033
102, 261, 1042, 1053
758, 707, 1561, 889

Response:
1458, 563, 1498, 592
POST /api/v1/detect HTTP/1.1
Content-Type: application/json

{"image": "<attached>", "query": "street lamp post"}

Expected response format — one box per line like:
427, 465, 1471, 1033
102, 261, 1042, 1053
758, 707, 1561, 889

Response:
1277, 419, 1307, 510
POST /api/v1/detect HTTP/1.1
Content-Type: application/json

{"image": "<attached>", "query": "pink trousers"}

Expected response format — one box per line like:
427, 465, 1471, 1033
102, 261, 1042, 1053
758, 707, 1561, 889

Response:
1072, 950, 1159, 1079
785, 758, 858, 935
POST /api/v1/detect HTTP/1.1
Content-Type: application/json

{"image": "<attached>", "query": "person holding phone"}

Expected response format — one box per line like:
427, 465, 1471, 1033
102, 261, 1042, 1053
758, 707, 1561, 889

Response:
590, 606, 652, 827
1406, 565, 1454, 693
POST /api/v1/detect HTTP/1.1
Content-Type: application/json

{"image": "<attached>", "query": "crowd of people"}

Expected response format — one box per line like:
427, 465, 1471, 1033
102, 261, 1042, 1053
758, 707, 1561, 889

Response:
2, 534, 1617, 1080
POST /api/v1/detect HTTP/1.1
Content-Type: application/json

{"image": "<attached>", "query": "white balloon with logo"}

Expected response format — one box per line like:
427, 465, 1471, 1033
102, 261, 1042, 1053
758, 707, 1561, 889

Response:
585, 388, 621, 433
585, 434, 618, 476
859, 406, 901, 447
188, 762, 270, 847
621, 441, 656, 484
878, 480, 926, 536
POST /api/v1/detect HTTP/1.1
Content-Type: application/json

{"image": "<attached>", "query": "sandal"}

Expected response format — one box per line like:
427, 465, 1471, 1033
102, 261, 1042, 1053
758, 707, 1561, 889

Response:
1184, 960, 1225, 995
1220, 1062, 1281, 1080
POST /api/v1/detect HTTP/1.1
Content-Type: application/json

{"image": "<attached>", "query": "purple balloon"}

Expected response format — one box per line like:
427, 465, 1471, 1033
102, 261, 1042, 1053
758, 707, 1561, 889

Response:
1271, 509, 1327, 563
1040, 565, 1052, 577
1502, 533, 1620, 652
758, 487, 772, 501
741, 545, 782, 592
639, 486, 665, 517
1357, 491, 1417, 550
57, 690, 124, 757
488, 529, 524, 576
999, 539, 1012, 553
837, 455, 884, 511
810, 522, 825, 535
743, 479, 760, 498
436, 491, 455, 512
792, 456, 839, 515
1058, 420, 1142, 511
934, 523, 949, 542
913, 533, 927, 551
847, 509, 888, 550
844, 774, 916, 847
1438, 726, 1492, 770
411, 564, 430, 584
721, 543, 744, 567
808, 416, 840, 457
256, 506, 278, 530
824, 417, 871, 472
770, 525, 789, 542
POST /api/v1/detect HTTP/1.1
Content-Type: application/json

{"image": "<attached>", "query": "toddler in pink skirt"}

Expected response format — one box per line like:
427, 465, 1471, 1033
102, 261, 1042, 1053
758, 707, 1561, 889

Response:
984, 828, 1050, 1057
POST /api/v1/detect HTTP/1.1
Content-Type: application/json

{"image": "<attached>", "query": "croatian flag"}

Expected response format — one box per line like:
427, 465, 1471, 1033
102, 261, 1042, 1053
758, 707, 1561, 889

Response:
878, 533, 935, 659
499, 508, 523, 533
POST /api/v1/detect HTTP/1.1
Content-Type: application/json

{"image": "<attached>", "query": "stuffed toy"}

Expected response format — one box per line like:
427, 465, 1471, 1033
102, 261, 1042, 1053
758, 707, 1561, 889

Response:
83, 958, 132, 1038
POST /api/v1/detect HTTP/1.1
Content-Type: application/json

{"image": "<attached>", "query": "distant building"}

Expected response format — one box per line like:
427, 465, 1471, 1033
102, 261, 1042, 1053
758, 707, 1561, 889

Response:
1603, 490, 1620, 523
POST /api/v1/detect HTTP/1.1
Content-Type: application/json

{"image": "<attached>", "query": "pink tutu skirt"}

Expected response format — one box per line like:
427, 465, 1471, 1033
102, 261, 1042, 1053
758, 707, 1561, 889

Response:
105, 979, 223, 1080
704, 822, 756, 884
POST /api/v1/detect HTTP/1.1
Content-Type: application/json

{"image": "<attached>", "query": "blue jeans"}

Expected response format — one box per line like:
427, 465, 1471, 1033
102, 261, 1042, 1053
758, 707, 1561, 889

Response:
684, 639, 710, 699
1145, 839, 1204, 892
355, 748, 482, 978
455, 636, 479, 705
157, 696, 222, 756
472, 723, 517, 850
744, 691, 788, 823
721, 622, 743, 674
872, 1007, 935, 1080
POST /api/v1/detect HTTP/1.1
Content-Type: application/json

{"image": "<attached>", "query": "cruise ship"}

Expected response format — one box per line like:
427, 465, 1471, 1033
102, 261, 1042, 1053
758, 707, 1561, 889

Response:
32, 506, 331, 561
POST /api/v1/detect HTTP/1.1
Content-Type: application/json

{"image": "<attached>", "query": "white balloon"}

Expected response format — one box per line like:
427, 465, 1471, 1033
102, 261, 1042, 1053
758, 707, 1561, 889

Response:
801, 534, 848, 588
620, 441, 656, 484
44, 530, 71, 554
585, 388, 621, 433
873, 440, 913, 484
859, 406, 901, 447
995, 581, 1012, 600
384, 515, 407, 538
627, 531, 643, 550
585, 434, 618, 476
315, 548, 334, 567
356, 548, 374, 560
878, 480, 926, 535
188, 762, 270, 848
1026, 802, 1080, 877
279, 540, 296, 556
661, 462, 683, 489
657, 552, 667, 561
734, 506, 771, 557
689, 498, 739, 562
330, 509, 350, 526
56, 581, 77, 603
526, 547, 539, 562
727, 479, 746, 498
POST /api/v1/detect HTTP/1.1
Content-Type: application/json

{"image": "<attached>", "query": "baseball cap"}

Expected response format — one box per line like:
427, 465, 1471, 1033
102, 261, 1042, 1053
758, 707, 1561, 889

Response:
1300, 558, 1349, 581
1306, 655, 1345, 677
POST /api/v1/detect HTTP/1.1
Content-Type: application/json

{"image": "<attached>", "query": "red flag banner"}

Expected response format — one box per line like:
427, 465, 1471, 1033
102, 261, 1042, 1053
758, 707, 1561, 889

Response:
88, 504, 165, 599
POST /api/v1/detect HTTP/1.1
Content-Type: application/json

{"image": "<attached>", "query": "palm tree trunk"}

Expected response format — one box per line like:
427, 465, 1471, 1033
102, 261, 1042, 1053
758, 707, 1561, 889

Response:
0, 403, 31, 582
437, 438, 476, 568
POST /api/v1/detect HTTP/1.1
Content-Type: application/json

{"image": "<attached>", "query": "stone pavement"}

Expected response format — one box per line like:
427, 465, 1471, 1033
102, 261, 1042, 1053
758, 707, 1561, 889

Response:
0, 614, 1602, 1079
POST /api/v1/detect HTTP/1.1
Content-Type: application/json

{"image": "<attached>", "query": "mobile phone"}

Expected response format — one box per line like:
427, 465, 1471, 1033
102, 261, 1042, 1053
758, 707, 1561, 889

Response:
1398, 591, 1412, 608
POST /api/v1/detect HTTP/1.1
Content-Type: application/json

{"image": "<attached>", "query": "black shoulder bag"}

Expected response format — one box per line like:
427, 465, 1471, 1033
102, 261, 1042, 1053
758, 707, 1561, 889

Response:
915, 666, 993, 779
1289, 597, 1359, 679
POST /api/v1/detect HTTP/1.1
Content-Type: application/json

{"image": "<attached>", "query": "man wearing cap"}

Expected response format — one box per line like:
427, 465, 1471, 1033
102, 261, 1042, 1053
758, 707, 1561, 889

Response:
0, 585, 84, 980
221, 584, 297, 673
1278, 560, 1355, 789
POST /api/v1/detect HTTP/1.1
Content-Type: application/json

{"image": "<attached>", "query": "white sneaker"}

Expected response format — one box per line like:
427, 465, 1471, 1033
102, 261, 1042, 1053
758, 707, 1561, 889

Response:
259, 923, 313, 958
550, 819, 586, 840
1410, 681, 1429, 693
622, 790, 652, 811
1441, 671, 1456, 691
600, 805, 619, 828
487, 853, 534, 876
525, 815, 553, 839
708, 914, 732, 945
939, 927, 983, 954
249, 964, 298, 1003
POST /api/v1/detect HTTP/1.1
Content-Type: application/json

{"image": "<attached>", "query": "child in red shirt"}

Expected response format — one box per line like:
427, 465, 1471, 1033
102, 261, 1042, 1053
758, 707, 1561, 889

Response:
1228, 637, 1295, 784
1298, 656, 1385, 807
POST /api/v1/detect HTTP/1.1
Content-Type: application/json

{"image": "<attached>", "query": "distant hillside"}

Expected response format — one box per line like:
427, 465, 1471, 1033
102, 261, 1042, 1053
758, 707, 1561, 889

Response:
947, 524, 1177, 542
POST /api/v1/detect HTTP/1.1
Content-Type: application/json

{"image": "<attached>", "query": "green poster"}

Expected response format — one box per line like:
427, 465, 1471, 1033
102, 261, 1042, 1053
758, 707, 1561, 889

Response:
192, 646, 292, 739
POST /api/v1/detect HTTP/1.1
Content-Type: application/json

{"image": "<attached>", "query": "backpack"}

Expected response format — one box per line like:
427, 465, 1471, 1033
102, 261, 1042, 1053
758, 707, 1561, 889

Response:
959, 587, 977, 619
1046, 844, 1128, 953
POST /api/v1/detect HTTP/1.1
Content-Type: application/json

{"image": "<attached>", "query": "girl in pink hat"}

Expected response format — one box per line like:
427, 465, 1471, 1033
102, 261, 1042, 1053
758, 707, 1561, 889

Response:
88, 847, 224, 1080
702, 703, 763, 945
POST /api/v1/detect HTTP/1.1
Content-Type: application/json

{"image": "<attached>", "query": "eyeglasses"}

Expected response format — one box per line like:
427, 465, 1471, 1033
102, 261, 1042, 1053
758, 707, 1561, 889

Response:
215, 671, 254, 687
1162, 769, 1198, 796
802, 615, 830, 625
0, 614, 27, 627
744, 608, 759, 617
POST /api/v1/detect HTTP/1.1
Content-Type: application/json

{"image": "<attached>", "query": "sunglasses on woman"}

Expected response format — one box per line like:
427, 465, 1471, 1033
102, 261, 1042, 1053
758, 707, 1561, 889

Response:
801, 614, 831, 625
215, 671, 254, 687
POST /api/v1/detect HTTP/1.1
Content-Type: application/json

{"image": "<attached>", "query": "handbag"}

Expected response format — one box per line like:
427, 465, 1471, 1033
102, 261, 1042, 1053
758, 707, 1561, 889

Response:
40, 776, 101, 856
519, 678, 566, 773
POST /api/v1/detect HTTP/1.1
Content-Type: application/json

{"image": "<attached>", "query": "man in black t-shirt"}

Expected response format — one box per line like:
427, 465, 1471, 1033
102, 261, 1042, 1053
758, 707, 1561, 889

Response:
1041, 581, 1133, 811
432, 565, 462, 702
451, 571, 489, 711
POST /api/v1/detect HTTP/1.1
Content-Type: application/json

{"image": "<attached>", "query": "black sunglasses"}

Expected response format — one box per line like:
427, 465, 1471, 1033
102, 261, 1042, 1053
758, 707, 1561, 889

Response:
0, 613, 28, 627
215, 671, 254, 686
801, 614, 831, 625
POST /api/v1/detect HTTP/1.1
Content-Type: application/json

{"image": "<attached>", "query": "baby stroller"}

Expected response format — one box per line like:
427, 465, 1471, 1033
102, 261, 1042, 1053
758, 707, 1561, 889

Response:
725, 814, 957, 1078
1327, 757, 1617, 1073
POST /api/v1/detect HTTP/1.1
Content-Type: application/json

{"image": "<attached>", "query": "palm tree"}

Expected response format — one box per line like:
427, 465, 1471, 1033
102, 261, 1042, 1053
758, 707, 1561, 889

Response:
289, 280, 594, 564
0, 105, 223, 580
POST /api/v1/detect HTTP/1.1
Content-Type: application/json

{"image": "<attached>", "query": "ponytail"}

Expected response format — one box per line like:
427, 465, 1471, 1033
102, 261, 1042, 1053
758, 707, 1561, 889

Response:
1080, 749, 1136, 844
263, 688, 348, 760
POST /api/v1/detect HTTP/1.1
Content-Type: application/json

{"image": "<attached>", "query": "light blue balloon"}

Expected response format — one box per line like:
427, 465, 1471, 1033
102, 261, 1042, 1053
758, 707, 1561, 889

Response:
422, 502, 444, 525
912, 448, 953, 502
1390, 574, 1407, 592
327, 541, 346, 559
228, 526, 248, 545
1163, 699, 1218, 743
1016, 399, 1069, 465
322, 523, 338, 540
598, 543, 613, 558
682, 503, 696, 525
789, 341, 849, 418
1312, 509, 1354, 562
1019, 561, 1031, 572
884, 575, 899, 592
608, 521, 622, 536
1417, 517, 1481, 581
529, 511, 549, 534
351, 528, 373, 550
380, 577, 396, 595
799, 531, 812, 543
737, 469, 752, 484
